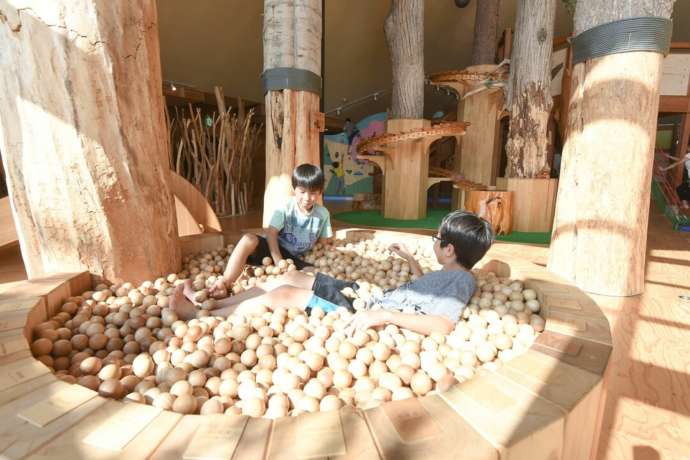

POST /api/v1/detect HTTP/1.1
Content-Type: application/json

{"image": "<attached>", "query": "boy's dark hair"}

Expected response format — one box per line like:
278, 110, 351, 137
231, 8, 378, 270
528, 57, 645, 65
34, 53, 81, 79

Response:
292, 163, 325, 191
438, 210, 494, 269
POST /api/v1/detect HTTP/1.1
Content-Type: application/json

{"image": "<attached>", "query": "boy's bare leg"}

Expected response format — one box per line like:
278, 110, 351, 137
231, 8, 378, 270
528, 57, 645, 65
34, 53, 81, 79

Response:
223, 285, 314, 318
172, 281, 267, 321
171, 285, 314, 321
255, 270, 316, 291
172, 279, 314, 321
225, 234, 261, 283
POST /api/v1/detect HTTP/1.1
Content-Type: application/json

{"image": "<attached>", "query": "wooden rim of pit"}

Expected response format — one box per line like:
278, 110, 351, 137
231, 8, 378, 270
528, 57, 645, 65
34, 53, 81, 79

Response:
0, 229, 611, 459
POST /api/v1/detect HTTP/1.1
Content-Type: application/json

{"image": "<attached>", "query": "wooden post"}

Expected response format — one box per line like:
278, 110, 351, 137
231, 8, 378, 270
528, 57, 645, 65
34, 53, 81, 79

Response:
548, 0, 675, 296
262, 0, 322, 226
384, 0, 424, 119
505, 0, 557, 178
0, 1, 180, 284
382, 119, 431, 220
471, 0, 500, 65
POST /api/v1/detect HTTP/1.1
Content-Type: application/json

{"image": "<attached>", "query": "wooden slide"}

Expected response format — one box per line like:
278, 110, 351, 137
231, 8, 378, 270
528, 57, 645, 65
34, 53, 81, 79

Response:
0, 173, 221, 248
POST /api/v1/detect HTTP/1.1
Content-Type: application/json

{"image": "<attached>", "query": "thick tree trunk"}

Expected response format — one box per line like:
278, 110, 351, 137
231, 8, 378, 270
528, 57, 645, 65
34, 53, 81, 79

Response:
0, 1, 180, 284
505, 0, 556, 178
471, 0, 501, 65
262, 0, 322, 226
384, 0, 424, 119
548, 0, 675, 296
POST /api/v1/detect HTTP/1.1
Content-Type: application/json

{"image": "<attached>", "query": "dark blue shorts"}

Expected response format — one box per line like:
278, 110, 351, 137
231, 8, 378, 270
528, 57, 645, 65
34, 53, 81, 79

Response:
305, 273, 358, 315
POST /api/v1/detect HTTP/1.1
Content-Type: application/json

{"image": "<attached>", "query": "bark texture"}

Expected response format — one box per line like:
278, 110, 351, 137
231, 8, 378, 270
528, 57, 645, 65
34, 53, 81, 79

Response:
471, 0, 501, 65
0, 0, 180, 284
262, 0, 322, 225
505, 0, 556, 178
384, 0, 424, 119
547, 0, 675, 296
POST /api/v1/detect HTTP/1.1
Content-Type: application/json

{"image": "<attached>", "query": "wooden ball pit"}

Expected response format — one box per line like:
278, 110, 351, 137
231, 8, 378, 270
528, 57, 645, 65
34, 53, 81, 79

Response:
0, 229, 611, 460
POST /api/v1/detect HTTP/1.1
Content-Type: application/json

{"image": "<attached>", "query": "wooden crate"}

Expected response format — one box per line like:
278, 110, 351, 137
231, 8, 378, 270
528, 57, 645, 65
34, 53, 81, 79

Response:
496, 178, 558, 232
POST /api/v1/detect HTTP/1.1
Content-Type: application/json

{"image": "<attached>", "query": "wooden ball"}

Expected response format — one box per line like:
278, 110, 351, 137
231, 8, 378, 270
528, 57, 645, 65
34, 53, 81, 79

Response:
303, 379, 326, 400
297, 396, 319, 413
99, 378, 124, 398
98, 364, 121, 381
172, 394, 198, 414
153, 392, 175, 410
338, 341, 357, 360
242, 397, 266, 417
319, 394, 343, 412
410, 372, 433, 396
78, 375, 101, 391
317, 367, 334, 388
372, 343, 391, 361
52, 339, 72, 357
378, 372, 402, 391
333, 370, 353, 388
347, 359, 369, 378
79, 357, 103, 375
200, 398, 224, 415
31, 338, 53, 356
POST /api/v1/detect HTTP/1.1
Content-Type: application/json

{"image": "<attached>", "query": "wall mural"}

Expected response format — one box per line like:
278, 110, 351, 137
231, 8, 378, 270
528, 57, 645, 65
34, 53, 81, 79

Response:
323, 112, 386, 197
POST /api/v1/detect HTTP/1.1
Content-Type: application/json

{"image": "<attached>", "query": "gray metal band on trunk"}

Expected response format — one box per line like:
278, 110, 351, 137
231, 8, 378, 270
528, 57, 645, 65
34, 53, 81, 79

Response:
571, 16, 672, 65
262, 68, 322, 94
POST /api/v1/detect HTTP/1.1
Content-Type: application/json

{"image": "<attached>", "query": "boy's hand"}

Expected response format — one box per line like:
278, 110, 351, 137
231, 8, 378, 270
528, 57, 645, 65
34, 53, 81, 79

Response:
209, 279, 228, 299
388, 243, 411, 259
345, 310, 390, 335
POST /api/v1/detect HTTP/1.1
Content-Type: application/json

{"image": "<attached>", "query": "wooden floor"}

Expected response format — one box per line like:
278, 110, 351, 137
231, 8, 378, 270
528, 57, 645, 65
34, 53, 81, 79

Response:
1, 201, 689, 459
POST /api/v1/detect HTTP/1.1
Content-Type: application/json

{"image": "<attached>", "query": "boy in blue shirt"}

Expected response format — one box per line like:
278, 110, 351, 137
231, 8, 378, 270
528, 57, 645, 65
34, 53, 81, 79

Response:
208, 164, 333, 298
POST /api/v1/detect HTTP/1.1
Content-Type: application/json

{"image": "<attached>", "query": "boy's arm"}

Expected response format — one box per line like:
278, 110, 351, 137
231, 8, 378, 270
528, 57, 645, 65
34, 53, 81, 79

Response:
264, 226, 284, 265
389, 243, 424, 277
317, 211, 334, 245
347, 310, 455, 336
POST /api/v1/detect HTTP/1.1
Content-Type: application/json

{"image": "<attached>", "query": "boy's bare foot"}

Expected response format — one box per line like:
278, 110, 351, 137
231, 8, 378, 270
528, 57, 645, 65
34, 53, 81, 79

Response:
170, 283, 198, 321
182, 279, 200, 305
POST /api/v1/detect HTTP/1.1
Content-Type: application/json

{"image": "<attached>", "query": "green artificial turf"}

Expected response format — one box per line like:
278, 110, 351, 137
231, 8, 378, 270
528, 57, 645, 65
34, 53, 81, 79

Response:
333, 209, 551, 244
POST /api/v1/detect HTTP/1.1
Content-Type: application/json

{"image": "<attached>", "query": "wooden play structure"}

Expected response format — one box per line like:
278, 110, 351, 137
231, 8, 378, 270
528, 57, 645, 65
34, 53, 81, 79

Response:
430, 58, 560, 234
356, 121, 468, 220
429, 65, 508, 190
0, 228, 611, 459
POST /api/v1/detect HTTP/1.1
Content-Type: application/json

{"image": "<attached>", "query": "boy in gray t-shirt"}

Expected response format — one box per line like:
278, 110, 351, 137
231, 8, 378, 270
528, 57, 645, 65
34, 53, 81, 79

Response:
171, 211, 493, 336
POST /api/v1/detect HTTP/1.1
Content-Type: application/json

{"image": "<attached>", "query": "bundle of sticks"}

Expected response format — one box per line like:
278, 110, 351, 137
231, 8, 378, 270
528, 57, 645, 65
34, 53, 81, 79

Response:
653, 150, 689, 218
167, 103, 262, 216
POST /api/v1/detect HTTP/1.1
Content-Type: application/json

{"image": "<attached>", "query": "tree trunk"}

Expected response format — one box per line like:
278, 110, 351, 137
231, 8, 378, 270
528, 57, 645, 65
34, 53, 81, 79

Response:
505, 0, 556, 178
0, 1, 180, 284
384, 0, 424, 119
547, 0, 675, 296
471, 0, 501, 65
262, 0, 322, 226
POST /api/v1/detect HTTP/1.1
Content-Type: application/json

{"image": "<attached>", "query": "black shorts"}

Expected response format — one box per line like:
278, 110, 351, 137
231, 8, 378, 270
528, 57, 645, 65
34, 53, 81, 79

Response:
246, 236, 311, 270
310, 272, 359, 312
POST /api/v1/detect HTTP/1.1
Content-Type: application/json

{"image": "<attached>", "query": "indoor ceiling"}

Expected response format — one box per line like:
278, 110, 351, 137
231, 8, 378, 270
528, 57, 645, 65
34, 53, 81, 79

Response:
157, 0, 690, 123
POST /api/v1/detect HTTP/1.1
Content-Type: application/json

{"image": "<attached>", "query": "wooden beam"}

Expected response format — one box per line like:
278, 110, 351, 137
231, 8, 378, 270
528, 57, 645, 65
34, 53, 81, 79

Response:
659, 95, 690, 113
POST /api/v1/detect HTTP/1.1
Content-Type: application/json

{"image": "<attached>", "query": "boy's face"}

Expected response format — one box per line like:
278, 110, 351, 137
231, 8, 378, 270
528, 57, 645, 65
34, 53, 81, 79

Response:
294, 186, 321, 212
432, 232, 456, 264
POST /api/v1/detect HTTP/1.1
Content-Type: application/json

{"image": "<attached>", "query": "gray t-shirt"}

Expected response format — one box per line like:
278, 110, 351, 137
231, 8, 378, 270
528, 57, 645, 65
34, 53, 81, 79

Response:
377, 269, 476, 322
